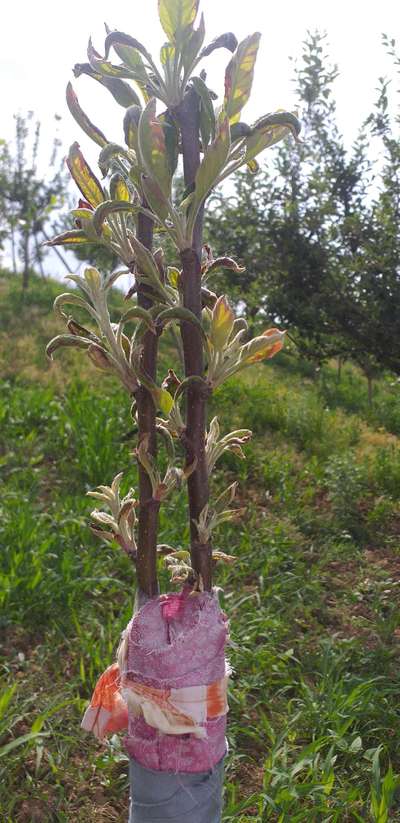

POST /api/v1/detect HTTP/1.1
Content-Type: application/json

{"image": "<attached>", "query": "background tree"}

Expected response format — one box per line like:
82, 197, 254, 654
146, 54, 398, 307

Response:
0, 112, 69, 288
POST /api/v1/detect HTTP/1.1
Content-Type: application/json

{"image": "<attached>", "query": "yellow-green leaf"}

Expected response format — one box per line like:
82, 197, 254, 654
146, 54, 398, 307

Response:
210, 295, 235, 350
66, 83, 108, 148
224, 33, 261, 121
138, 99, 171, 200
158, 0, 199, 42
167, 266, 181, 288
67, 143, 105, 208
158, 388, 174, 415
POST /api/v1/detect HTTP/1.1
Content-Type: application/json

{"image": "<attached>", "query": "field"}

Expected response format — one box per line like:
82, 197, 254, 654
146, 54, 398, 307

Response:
1, 271, 400, 821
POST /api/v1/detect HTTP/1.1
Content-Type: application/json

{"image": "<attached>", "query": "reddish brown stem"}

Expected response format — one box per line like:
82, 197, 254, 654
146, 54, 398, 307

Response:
176, 89, 213, 590
135, 211, 159, 598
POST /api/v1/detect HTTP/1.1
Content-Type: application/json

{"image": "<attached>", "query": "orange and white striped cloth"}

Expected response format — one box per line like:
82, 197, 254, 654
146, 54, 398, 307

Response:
81, 663, 228, 741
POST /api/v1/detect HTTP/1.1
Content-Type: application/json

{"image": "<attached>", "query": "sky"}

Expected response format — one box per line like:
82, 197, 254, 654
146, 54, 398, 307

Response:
1, 0, 399, 275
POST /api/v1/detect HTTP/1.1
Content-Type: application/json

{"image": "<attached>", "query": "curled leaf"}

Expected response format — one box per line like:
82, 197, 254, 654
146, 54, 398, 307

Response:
46, 334, 92, 360
244, 111, 301, 164
205, 256, 245, 275
66, 83, 108, 147
201, 32, 238, 59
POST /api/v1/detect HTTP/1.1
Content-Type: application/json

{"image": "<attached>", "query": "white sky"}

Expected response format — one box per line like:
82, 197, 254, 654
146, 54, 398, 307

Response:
1, 0, 399, 276
2, 0, 399, 155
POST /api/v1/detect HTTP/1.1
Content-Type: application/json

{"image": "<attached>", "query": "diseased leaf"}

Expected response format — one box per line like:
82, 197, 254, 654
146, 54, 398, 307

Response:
158, 0, 199, 42
240, 328, 285, 364
224, 33, 261, 121
73, 62, 142, 108
109, 173, 131, 202
201, 32, 238, 58
138, 99, 172, 200
44, 229, 90, 247
66, 83, 108, 147
66, 143, 105, 207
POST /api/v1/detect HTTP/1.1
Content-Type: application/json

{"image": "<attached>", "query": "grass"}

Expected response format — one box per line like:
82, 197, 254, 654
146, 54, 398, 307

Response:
1, 271, 400, 821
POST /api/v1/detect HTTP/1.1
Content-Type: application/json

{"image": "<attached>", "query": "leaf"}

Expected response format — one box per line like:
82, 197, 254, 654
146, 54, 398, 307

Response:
205, 256, 245, 275
224, 33, 261, 121
230, 121, 252, 142
118, 306, 155, 334
109, 173, 131, 202
244, 110, 301, 163
0, 732, 50, 759
155, 387, 174, 415
67, 143, 105, 207
181, 13, 205, 73
87, 38, 138, 80
141, 175, 170, 222
158, 0, 199, 42
46, 334, 93, 359
161, 112, 179, 176
240, 328, 285, 364
53, 292, 97, 321
129, 235, 162, 283
123, 105, 142, 151
66, 83, 108, 147
167, 266, 181, 288
43, 229, 90, 247
92, 200, 143, 235
73, 63, 142, 108
98, 142, 134, 176
191, 76, 215, 148
189, 111, 230, 228
157, 306, 206, 339
201, 32, 238, 58
210, 296, 235, 349
87, 344, 115, 371
104, 30, 152, 65
138, 99, 172, 200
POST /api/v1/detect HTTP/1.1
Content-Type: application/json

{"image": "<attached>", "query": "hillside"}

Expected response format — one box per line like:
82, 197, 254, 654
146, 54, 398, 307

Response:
1, 270, 400, 822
